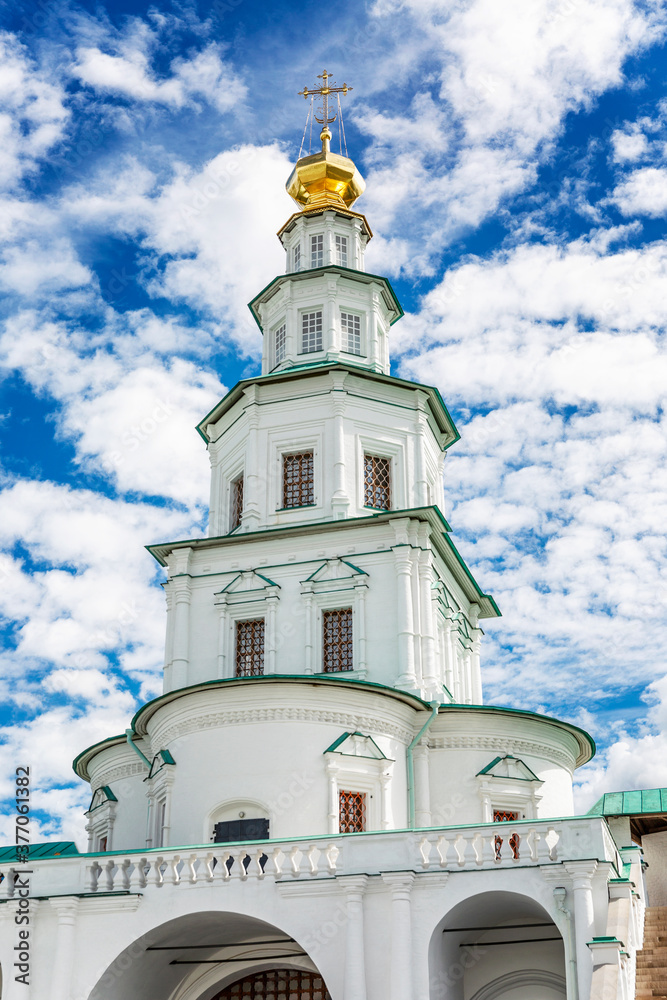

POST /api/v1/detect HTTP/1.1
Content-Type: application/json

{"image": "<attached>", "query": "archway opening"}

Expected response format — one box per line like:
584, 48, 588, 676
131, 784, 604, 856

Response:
86, 911, 332, 1000
429, 890, 566, 1000
213, 969, 330, 999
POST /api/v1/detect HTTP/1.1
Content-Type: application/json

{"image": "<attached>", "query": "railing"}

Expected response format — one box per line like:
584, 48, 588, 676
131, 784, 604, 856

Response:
84, 842, 341, 893
0, 816, 619, 898
418, 823, 560, 869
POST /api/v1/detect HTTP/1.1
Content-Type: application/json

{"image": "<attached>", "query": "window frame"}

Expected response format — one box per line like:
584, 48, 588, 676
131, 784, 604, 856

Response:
273, 322, 286, 367
310, 234, 324, 269
299, 309, 324, 355
322, 607, 354, 673
293, 243, 301, 272
363, 453, 392, 511
335, 234, 348, 268
281, 450, 315, 509
235, 617, 266, 677
340, 310, 362, 356
229, 474, 244, 531
338, 788, 366, 832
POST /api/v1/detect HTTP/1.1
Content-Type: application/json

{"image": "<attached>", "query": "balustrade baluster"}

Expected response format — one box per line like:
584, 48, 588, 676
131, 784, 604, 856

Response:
418, 837, 432, 868
103, 859, 115, 891
0, 868, 15, 898
306, 845, 319, 875
162, 855, 181, 886
325, 844, 339, 874
128, 858, 146, 891
454, 834, 466, 867
118, 859, 130, 891
289, 844, 303, 877
85, 862, 100, 893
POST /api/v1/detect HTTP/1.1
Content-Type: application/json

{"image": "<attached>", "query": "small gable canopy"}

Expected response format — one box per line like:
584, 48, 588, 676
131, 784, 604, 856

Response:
477, 755, 540, 782
87, 785, 118, 814
324, 732, 388, 760
147, 749, 176, 780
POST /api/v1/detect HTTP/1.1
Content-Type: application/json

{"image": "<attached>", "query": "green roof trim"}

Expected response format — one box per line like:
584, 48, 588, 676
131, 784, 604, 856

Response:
146, 505, 499, 620
323, 731, 387, 759
476, 755, 540, 781
247, 264, 404, 331
587, 787, 667, 817
0, 841, 80, 862
194, 362, 460, 452
87, 785, 118, 812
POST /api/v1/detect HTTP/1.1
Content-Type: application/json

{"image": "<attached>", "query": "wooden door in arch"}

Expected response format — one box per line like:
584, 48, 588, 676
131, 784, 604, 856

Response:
213, 969, 331, 999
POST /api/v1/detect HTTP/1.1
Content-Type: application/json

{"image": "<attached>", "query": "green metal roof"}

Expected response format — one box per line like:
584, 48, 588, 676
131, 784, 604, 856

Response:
0, 842, 80, 862
588, 787, 667, 817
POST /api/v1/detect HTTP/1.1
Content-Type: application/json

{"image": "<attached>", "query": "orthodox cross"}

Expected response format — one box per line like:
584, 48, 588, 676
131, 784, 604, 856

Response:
298, 70, 352, 126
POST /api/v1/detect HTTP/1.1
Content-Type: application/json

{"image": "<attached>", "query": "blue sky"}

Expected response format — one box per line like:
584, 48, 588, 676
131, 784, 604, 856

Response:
1, 0, 667, 844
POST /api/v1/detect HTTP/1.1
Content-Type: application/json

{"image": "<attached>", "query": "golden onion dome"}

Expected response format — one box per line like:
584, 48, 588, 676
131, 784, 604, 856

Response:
286, 127, 365, 211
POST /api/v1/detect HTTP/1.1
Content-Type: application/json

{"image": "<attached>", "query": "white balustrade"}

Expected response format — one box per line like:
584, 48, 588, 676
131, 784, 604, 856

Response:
418, 822, 561, 870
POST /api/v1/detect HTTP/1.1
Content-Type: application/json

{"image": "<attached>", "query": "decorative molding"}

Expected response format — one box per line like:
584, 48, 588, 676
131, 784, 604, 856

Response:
90, 761, 146, 790
427, 735, 575, 771
150, 706, 414, 748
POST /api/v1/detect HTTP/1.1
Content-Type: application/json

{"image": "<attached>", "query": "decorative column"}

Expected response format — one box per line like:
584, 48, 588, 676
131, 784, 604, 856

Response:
302, 588, 314, 674
331, 372, 349, 519
163, 584, 175, 687
468, 603, 483, 703
326, 760, 339, 834
49, 898, 79, 1000
266, 592, 279, 674
381, 873, 414, 1000
242, 389, 261, 531
356, 583, 368, 676
342, 875, 368, 1000
564, 861, 598, 1000
215, 599, 228, 679
413, 745, 431, 827
170, 547, 193, 690
369, 289, 381, 370
207, 439, 221, 536
418, 537, 438, 696
413, 392, 429, 506
326, 275, 340, 361
394, 546, 417, 689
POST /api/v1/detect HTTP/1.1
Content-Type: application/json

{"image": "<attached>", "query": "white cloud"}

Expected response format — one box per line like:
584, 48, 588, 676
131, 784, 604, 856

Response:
0, 32, 68, 190
610, 127, 650, 163
72, 41, 246, 113
361, 0, 667, 274
612, 166, 667, 217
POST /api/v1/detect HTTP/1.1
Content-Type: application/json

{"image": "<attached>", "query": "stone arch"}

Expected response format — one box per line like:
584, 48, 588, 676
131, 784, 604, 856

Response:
86, 910, 331, 1000
428, 889, 567, 1000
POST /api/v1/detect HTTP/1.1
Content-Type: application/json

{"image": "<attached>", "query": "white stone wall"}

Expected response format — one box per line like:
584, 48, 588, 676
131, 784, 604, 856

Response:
642, 829, 667, 906
206, 369, 446, 535
74, 683, 587, 852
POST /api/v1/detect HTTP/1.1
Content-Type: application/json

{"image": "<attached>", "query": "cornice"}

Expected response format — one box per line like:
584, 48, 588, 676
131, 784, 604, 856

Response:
426, 735, 575, 772
148, 705, 415, 749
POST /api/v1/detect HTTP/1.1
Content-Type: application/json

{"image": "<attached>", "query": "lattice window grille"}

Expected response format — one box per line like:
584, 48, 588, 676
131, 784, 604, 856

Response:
335, 234, 348, 267
363, 454, 391, 510
216, 970, 331, 1000
323, 607, 353, 672
293, 243, 301, 272
235, 619, 265, 676
341, 312, 361, 355
339, 789, 366, 833
493, 809, 519, 822
274, 324, 286, 365
301, 311, 323, 353
230, 476, 244, 531
282, 451, 314, 508
311, 234, 323, 268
